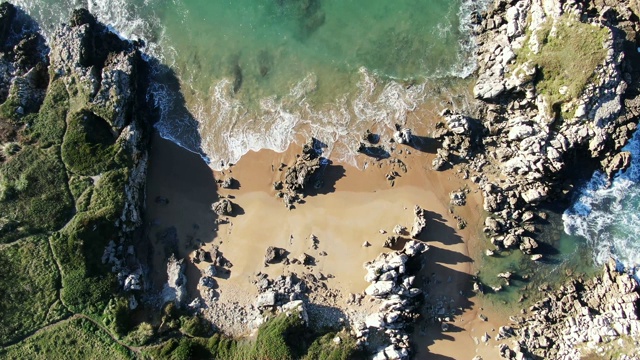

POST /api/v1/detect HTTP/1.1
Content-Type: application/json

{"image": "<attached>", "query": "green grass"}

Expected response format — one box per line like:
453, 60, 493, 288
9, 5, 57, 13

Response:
514, 14, 609, 119
141, 312, 362, 360
0, 236, 69, 345
0, 317, 133, 360
253, 312, 306, 360
24, 79, 69, 147
304, 332, 361, 360
0, 145, 73, 243
51, 215, 118, 316
61, 110, 130, 176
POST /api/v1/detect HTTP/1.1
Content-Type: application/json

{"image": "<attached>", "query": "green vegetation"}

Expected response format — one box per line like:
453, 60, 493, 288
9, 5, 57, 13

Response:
0, 317, 133, 360
0, 236, 69, 345
124, 323, 155, 347
61, 109, 130, 176
304, 332, 360, 360
0, 145, 73, 243
253, 312, 306, 360
103, 297, 134, 338
180, 315, 212, 338
514, 14, 610, 118
52, 216, 117, 316
143, 312, 362, 360
25, 79, 69, 147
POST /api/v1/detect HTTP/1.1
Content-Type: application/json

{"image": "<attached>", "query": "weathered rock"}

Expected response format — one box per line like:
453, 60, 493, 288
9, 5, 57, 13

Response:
256, 291, 276, 308
393, 128, 413, 145
264, 246, 287, 265
211, 199, 234, 216
450, 190, 467, 206
162, 255, 187, 307
519, 236, 538, 254
219, 177, 236, 189
365, 281, 395, 297
603, 151, 632, 177
410, 205, 427, 238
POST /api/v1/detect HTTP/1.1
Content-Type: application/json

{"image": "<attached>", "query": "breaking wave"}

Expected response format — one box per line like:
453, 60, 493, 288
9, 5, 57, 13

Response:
563, 129, 640, 278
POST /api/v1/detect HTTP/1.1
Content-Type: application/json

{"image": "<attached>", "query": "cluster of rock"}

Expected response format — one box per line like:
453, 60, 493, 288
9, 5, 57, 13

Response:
253, 273, 309, 309
196, 246, 232, 302
433, 0, 640, 257
432, 109, 483, 171
357, 240, 429, 360
499, 260, 640, 359
0, 3, 48, 119
410, 205, 427, 238
274, 138, 323, 209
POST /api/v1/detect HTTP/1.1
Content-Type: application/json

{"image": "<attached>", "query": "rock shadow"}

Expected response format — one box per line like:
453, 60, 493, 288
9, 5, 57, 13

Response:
412, 262, 476, 358
145, 57, 209, 163
306, 162, 346, 196
141, 133, 220, 293
416, 210, 465, 246
357, 144, 391, 160
408, 135, 440, 154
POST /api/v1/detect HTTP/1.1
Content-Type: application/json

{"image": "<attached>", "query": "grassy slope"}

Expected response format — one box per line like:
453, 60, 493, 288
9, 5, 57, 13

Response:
0, 317, 133, 360
514, 14, 609, 118
0, 236, 69, 345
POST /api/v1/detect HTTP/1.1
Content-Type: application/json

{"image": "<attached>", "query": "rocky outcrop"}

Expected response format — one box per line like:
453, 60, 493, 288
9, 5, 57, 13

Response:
0, 3, 48, 117
393, 127, 413, 145
410, 205, 427, 238
500, 260, 640, 359
358, 240, 429, 359
264, 246, 287, 265
162, 254, 187, 307
437, 0, 640, 256
211, 198, 234, 216
276, 138, 323, 208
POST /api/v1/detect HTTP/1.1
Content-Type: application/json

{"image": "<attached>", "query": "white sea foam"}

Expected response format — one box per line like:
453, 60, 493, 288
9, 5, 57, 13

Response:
563, 130, 640, 278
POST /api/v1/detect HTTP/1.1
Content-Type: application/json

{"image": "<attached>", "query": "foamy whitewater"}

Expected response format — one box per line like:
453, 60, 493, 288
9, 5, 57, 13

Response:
563, 129, 640, 278
12, 0, 490, 170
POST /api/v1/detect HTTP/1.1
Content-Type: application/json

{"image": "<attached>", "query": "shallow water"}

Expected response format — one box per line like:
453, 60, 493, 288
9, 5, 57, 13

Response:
13, 0, 488, 169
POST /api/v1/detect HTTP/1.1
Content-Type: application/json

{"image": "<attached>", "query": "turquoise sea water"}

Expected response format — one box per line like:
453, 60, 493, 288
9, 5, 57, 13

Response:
13, 0, 487, 168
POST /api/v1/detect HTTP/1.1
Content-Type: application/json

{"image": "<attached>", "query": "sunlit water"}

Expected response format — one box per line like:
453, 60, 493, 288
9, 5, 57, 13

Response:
13, 0, 488, 169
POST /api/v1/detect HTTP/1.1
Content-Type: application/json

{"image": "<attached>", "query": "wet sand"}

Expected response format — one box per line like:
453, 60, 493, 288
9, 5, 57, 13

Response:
142, 130, 505, 358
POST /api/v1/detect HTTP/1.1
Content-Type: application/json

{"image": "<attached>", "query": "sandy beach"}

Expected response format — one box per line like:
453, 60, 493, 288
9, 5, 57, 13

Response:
142, 128, 507, 358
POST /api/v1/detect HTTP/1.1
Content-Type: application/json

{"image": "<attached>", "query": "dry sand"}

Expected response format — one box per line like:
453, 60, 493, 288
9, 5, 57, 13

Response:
142, 129, 506, 358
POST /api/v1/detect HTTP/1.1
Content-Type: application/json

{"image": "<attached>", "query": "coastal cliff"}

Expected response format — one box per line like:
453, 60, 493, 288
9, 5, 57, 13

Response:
0, 3, 149, 356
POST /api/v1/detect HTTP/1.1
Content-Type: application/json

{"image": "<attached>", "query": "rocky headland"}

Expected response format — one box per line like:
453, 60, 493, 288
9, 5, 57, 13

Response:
435, 0, 640, 260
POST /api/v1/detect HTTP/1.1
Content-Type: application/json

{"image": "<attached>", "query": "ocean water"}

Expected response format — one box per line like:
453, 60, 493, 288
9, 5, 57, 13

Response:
12, 0, 488, 169
563, 130, 640, 279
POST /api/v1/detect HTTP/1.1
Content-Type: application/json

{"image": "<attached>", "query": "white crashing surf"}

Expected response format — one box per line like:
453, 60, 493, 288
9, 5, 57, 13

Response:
563, 130, 640, 278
